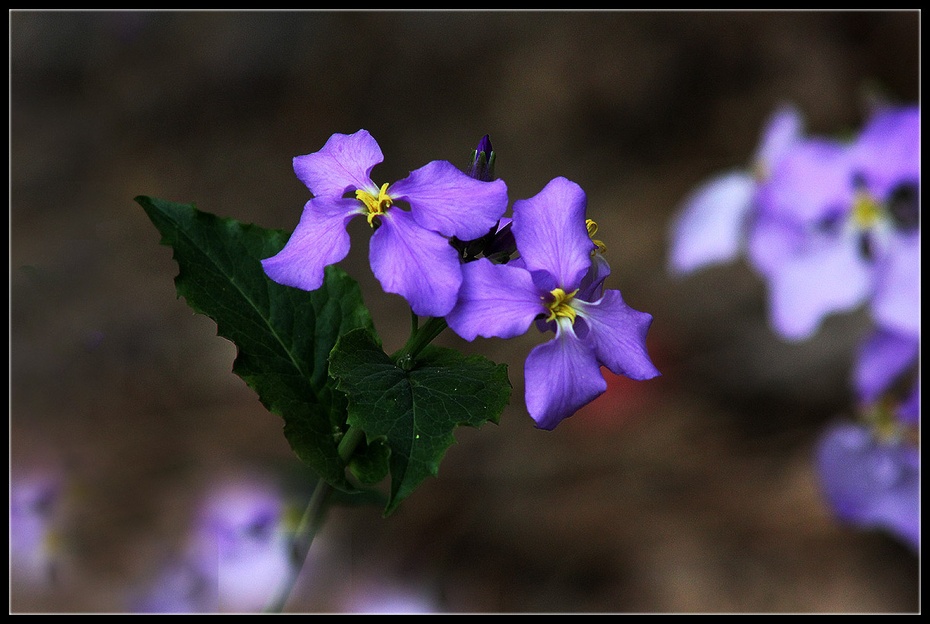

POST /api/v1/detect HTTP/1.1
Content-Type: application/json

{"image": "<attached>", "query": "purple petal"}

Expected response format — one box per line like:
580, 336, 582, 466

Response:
133, 559, 218, 613
816, 421, 919, 551
445, 258, 542, 341
293, 129, 383, 199
524, 323, 606, 430
369, 209, 463, 318
872, 232, 920, 338
668, 171, 755, 274
574, 289, 660, 381
766, 235, 871, 341
853, 326, 919, 403
897, 381, 920, 425
850, 105, 920, 199
262, 197, 362, 291
755, 138, 853, 225
745, 209, 808, 278
189, 481, 292, 612
578, 251, 611, 301
390, 160, 508, 240
754, 103, 804, 170
11, 472, 63, 587
512, 177, 594, 289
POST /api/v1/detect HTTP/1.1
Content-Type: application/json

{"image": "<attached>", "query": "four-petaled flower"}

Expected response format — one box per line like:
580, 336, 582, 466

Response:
262, 130, 509, 317
446, 176, 660, 429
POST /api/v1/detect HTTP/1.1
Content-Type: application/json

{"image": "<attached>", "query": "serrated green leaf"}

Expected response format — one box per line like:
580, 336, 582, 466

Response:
329, 328, 510, 514
135, 195, 374, 491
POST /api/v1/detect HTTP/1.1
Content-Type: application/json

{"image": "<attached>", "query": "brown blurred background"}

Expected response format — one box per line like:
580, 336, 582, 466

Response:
10, 10, 919, 613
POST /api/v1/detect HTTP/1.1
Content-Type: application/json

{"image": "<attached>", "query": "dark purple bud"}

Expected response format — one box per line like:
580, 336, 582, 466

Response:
467, 135, 495, 181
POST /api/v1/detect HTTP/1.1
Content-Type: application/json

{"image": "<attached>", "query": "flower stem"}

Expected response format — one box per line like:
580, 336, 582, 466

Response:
262, 425, 366, 613
262, 310, 444, 612
393, 315, 448, 369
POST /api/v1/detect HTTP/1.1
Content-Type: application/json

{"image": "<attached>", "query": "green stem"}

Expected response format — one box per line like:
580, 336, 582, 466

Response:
393, 315, 448, 369
262, 425, 366, 613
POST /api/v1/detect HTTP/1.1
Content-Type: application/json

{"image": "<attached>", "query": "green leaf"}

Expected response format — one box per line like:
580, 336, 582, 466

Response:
135, 195, 374, 491
348, 436, 391, 485
329, 328, 510, 514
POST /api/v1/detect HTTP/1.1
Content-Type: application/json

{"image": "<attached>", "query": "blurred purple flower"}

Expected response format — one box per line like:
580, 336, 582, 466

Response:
132, 559, 218, 614
446, 176, 659, 430
748, 104, 919, 340
134, 480, 295, 613
341, 579, 439, 614
816, 420, 919, 552
10, 472, 67, 588
262, 130, 509, 317
669, 103, 803, 274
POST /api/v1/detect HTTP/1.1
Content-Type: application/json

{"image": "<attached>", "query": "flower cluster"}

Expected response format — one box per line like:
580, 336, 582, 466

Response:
670, 102, 919, 342
263, 131, 660, 430
669, 102, 920, 551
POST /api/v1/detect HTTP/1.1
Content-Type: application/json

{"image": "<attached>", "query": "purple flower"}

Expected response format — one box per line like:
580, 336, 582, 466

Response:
262, 130, 509, 317
446, 176, 660, 430
193, 483, 295, 612
135, 480, 295, 613
669, 103, 803, 274
10, 472, 66, 588
748, 104, 919, 340
816, 420, 919, 552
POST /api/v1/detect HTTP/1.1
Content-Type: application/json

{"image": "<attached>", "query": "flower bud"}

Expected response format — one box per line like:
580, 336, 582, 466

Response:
467, 134, 496, 182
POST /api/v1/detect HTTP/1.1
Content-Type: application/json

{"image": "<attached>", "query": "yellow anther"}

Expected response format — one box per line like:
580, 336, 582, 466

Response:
42, 530, 62, 554
544, 288, 579, 323
851, 190, 883, 230
586, 219, 607, 254
356, 183, 393, 226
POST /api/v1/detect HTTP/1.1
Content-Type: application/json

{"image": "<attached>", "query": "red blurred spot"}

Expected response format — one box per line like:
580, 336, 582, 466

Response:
570, 368, 650, 430
566, 336, 668, 433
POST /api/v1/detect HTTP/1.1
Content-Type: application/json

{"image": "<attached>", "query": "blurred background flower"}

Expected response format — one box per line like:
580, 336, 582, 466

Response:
816, 419, 918, 552
11, 470, 70, 589
130, 476, 300, 613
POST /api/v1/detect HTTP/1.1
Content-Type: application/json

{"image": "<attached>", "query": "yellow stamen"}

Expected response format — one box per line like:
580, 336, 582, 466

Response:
585, 219, 607, 254
851, 190, 883, 230
356, 183, 393, 227
544, 288, 579, 323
